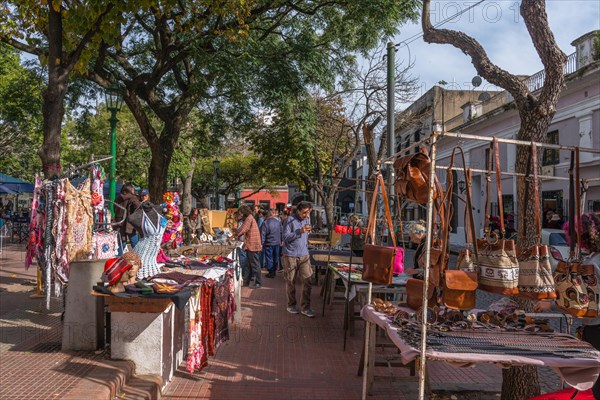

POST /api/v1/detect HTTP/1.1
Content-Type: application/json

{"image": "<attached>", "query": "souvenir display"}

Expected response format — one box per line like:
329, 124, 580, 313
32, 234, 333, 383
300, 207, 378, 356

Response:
161, 192, 184, 249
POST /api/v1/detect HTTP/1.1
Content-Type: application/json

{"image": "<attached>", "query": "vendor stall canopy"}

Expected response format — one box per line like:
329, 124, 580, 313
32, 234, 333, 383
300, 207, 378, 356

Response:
0, 173, 34, 194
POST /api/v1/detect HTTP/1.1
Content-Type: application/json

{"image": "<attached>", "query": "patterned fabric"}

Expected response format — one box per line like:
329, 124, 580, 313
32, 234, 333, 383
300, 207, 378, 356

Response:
517, 244, 556, 299
202, 281, 215, 357
554, 260, 599, 318
92, 231, 119, 259
476, 238, 519, 295
52, 179, 69, 286
186, 288, 204, 373
64, 179, 93, 262
212, 274, 231, 349
25, 175, 43, 270
133, 208, 167, 279
236, 214, 262, 252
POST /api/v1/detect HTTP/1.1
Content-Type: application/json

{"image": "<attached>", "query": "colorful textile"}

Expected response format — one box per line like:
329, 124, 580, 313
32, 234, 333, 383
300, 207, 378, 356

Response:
186, 288, 204, 373
161, 192, 184, 249
212, 273, 231, 349
25, 175, 43, 270
64, 178, 93, 262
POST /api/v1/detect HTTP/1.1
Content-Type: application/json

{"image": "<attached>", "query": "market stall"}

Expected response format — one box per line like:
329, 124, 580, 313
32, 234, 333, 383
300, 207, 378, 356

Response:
358, 130, 600, 399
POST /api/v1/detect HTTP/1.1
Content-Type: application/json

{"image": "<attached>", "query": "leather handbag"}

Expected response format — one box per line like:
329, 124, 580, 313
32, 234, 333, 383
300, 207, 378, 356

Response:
406, 278, 435, 311
516, 143, 556, 299
362, 173, 399, 285
553, 149, 599, 318
393, 149, 441, 205
477, 138, 519, 295
440, 146, 478, 310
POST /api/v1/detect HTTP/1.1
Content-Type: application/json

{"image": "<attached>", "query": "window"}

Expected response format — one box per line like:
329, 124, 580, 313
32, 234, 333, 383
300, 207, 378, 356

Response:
543, 130, 559, 166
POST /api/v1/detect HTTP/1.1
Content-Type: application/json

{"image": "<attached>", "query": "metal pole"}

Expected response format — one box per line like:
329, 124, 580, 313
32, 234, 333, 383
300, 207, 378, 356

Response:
361, 281, 373, 400
418, 131, 439, 400
387, 41, 395, 241
109, 110, 118, 216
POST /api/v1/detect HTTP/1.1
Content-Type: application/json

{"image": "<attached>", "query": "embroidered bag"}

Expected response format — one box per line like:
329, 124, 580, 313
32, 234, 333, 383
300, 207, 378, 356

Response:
554, 149, 599, 317
477, 138, 519, 295
516, 143, 556, 299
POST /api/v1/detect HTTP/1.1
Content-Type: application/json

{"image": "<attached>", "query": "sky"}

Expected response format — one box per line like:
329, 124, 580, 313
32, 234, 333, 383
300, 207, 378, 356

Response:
391, 0, 600, 102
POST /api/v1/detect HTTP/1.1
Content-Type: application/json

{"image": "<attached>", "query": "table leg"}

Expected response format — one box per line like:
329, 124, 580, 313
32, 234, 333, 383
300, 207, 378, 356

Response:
366, 322, 376, 395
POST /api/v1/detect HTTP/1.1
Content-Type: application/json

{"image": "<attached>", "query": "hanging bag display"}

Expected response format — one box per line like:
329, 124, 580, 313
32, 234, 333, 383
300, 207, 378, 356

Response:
362, 173, 402, 285
393, 148, 442, 205
553, 149, 599, 317
441, 147, 478, 310
516, 143, 556, 299
476, 138, 519, 295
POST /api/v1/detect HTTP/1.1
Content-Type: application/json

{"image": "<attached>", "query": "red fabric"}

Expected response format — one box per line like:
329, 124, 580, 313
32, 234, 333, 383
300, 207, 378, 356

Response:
102, 257, 132, 286
236, 214, 262, 252
528, 388, 594, 400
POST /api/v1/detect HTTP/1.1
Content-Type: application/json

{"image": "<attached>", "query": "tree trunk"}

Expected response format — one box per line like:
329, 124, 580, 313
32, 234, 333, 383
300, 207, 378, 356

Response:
502, 366, 539, 400
39, 3, 67, 180
324, 195, 336, 235
148, 127, 177, 203
39, 82, 67, 179
182, 157, 197, 216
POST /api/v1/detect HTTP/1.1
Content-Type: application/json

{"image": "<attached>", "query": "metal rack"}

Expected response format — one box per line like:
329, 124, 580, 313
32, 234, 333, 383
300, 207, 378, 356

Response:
361, 129, 599, 400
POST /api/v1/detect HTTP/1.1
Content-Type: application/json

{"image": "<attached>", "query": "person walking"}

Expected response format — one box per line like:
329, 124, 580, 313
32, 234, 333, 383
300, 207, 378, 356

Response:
261, 209, 282, 278
235, 205, 263, 289
282, 201, 315, 317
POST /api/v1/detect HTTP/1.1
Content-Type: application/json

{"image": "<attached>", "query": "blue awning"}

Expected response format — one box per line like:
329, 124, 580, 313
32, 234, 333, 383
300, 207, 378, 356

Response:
0, 173, 35, 193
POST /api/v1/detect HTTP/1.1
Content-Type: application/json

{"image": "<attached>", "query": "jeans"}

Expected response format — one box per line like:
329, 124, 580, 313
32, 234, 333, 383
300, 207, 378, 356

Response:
263, 244, 280, 275
238, 248, 247, 279
117, 232, 139, 256
244, 250, 261, 285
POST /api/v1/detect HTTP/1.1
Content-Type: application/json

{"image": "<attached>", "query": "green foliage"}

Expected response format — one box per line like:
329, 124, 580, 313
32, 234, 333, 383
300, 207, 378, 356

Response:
0, 43, 43, 181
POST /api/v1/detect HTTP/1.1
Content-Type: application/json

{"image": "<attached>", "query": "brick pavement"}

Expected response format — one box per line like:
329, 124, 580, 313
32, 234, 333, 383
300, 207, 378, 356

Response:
0, 244, 567, 399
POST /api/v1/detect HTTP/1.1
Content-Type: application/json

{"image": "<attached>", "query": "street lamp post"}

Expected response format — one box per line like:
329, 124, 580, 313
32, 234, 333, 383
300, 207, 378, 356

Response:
104, 82, 124, 215
213, 159, 220, 210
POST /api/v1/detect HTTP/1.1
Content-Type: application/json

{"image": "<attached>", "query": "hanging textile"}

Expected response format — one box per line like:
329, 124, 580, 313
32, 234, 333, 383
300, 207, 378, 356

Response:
25, 175, 43, 270
64, 179, 93, 263
52, 179, 68, 288
186, 288, 205, 373
212, 273, 231, 350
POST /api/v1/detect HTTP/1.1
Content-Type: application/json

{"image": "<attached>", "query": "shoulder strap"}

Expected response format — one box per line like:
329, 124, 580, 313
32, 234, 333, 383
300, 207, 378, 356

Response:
575, 147, 582, 259
365, 173, 396, 248
523, 142, 542, 242
493, 137, 506, 236
568, 151, 576, 257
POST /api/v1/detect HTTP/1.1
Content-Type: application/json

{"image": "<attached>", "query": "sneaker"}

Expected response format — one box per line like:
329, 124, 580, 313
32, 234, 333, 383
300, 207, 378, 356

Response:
301, 308, 315, 318
266, 273, 275, 279
250, 283, 262, 289
287, 305, 300, 314
276, 269, 284, 274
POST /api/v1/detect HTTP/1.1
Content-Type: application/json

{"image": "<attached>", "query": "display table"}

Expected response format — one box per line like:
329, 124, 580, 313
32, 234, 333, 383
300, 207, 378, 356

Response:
361, 305, 600, 391
322, 264, 407, 336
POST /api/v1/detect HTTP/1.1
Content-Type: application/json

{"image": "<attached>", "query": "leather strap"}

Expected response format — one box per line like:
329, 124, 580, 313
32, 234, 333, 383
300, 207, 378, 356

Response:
568, 151, 576, 257
523, 142, 542, 241
365, 173, 397, 248
485, 138, 506, 238
493, 138, 506, 235
575, 147, 581, 259
445, 146, 478, 264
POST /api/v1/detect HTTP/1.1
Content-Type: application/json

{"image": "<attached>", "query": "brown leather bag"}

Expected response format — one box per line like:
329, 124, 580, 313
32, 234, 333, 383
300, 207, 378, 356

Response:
406, 278, 435, 311
441, 147, 479, 310
361, 173, 398, 285
443, 270, 478, 310
393, 150, 441, 205
362, 244, 396, 285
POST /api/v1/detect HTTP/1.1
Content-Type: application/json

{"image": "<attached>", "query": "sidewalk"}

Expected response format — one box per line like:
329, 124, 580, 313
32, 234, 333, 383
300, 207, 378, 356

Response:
0, 244, 564, 399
